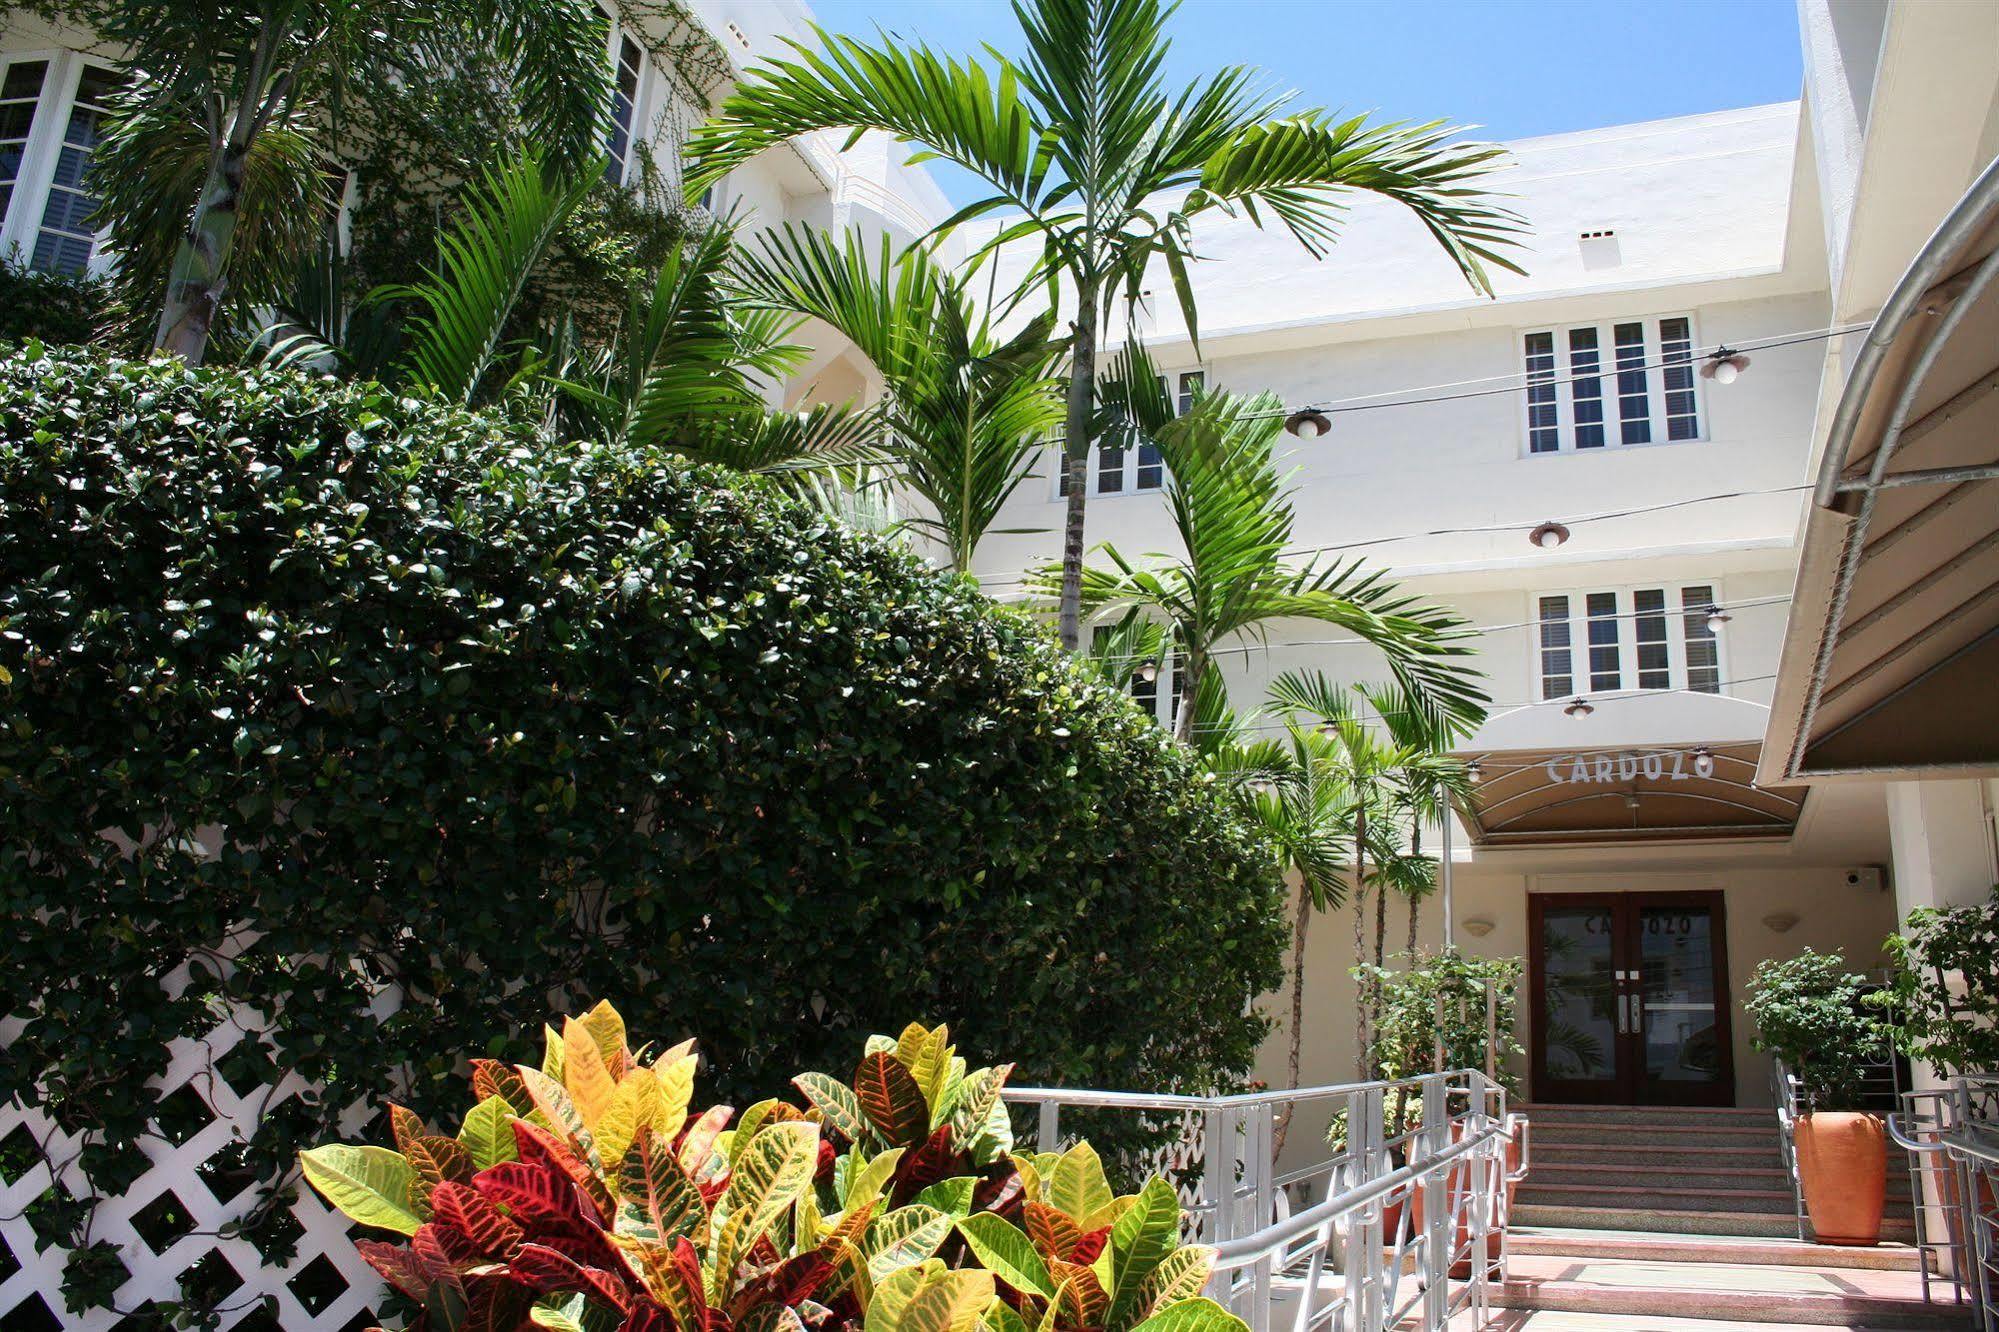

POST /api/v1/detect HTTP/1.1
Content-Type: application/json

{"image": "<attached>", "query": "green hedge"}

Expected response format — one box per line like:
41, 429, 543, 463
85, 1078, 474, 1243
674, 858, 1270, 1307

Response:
0, 348, 1284, 1271
0, 258, 116, 346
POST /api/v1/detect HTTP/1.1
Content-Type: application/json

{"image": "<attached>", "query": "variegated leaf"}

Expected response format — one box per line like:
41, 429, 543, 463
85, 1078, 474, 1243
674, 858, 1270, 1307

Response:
864, 1204, 952, 1279
855, 1052, 928, 1149
563, 1016, 620, 1130
795, 1071, 870, 1144
457, 1095, 519, 1170
707, 1119, 820, 1301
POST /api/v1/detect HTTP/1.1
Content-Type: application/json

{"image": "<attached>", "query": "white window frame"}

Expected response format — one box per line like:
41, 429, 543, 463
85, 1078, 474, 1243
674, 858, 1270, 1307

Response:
601, 16, 649, 189
1054, 367, 1206, 500
1089, 621, 1184, 729
1532, 581, 1728, 700
1519, 315, 1706, 456
0, 49, 121, 276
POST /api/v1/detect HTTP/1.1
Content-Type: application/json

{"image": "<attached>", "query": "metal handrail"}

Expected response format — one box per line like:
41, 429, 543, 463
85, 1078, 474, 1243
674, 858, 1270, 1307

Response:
1006, 1070, 1520, 1332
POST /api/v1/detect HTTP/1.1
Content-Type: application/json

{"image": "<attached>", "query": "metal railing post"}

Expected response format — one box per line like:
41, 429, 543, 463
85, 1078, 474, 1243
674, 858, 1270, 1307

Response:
1354, 1085, 1386, 1332
1247, 1103, 1272, 1332
1037, 1099, 1060, 1154
1420, 1074, 1449, 1330
1202, 1102, 1234, 1306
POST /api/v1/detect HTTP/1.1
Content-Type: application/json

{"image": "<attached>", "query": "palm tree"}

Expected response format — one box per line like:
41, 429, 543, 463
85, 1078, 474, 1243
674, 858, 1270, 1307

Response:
80, 0, 611, 363
1206, 709, 1354, 1153
261, 154, 875, 474
730, 226, 1068, 572
1031, 370, 1487, 745
682, 0, 1525, 650
1269, 671, 1474, 1079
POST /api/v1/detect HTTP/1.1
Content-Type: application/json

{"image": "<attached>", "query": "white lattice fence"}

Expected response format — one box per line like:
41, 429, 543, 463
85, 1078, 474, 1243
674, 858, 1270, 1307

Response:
0, 1004, 387, 1331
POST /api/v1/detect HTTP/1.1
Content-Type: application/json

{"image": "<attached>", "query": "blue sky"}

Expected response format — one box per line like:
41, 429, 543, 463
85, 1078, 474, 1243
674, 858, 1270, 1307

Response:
801, 0, 1804, 207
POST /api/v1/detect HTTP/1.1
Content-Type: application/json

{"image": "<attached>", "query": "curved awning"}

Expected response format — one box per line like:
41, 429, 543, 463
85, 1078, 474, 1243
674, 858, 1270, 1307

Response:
1763, 154, 1999, 782
1457, 740, 1807, 846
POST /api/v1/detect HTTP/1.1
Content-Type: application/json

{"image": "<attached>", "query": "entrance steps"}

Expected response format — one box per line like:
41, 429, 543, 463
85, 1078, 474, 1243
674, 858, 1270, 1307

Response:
1513, 1104, 1916, 1243
1489, 1239, 1964, 1328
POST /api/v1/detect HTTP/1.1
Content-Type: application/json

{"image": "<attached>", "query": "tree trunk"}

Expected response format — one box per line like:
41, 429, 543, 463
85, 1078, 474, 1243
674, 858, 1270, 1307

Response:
1173, 646, 1204, 744
1056, 283, 1099, 652
1271, 882, 1313, 1157
1351, 808, 1369, 1079
154, 142, 250, 363
1406, 826, 1422, 961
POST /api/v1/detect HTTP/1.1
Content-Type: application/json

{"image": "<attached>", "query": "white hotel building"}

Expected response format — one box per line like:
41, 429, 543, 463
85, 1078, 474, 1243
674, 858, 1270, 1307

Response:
6, 0, 1999, 1219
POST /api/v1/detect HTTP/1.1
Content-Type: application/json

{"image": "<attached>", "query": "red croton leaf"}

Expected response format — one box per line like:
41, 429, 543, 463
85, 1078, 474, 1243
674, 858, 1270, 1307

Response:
510, 1241, 635, 1313
355, 1239, 432, 1300
461, 1273, 537, 1332
430, 1180, 524, 1258
813, 1139, 837, 1183
971, 1163, 1024, 1222
1023, 1202, 1080, 1261
622, 1304, 677, 1332
388, 1104, 426, 1158
513, 1118, 615, 1222
475, 1160, 598, 1236
1071, 1228, 1111, 1266
470, 1059, 536, 1117
412, 1222, 478, 1288
853, 1053, 927, 1149
890, 1126, 964, 1208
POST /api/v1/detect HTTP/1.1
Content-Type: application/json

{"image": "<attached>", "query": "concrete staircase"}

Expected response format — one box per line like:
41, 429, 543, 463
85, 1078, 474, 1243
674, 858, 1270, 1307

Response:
1489, 1104, 1956, 1328
1512, 1103, 1916, 1242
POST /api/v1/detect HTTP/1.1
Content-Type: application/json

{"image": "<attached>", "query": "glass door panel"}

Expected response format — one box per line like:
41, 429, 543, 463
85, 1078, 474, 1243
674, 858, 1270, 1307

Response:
1531, 899, 1624, 1102
1638, 902, 1730, 1102
1531, 892, 1735, 1106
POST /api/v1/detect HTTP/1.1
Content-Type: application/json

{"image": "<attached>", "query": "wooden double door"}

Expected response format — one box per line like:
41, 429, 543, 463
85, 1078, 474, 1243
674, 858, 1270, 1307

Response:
1528, 891, 1735, 1106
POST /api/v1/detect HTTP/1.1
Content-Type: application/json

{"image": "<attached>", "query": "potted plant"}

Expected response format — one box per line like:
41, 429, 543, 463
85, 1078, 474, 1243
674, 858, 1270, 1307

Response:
1879, 888, 1999, 1075
1336, 949, 1527, 1269
1745, 949, 1894, 1245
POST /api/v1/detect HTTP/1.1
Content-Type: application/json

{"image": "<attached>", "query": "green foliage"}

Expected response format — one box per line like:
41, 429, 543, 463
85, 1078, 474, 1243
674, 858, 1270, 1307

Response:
300, 1004, 1245, 1332
1878, 889, 1999, 1076
1355, 950, 1524, 1087
1745, 949, 1891, 1112
0, 255, 118, 346
0, 347, 1286, 1317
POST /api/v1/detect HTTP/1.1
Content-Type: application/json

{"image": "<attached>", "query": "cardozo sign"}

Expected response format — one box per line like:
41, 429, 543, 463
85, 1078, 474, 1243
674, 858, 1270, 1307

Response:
1542, 750, 1707, 784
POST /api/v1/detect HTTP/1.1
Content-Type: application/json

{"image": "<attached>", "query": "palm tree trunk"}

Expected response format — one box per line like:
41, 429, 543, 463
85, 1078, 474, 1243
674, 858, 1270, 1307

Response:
1352, 807, 1369, 1079
155, 144, 249, 362
1174, 646, 1204, 743
1272, 883, 1312, 1157
1056, 281, 1099, 651
1406, 826, 1422, 960
155, 39, 289, 363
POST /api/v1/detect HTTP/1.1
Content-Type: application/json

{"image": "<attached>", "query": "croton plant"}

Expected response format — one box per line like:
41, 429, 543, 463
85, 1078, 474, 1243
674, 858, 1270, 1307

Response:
301, 1003, 1241, 1332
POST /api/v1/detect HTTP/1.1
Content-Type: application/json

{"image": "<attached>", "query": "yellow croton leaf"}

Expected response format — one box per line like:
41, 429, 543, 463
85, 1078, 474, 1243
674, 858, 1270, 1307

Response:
576, 999, 630, 1071
654, 1053, 697, 1141
843, 1147, 905, 1216
596, 1065, 661, 1169
868, 1262, 993, 1332
564, 1016, 621, 1131
1048, 1142, 1113, 1223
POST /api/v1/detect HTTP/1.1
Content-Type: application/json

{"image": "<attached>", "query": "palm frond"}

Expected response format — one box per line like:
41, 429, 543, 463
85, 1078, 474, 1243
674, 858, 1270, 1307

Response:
384, 152, 598, 402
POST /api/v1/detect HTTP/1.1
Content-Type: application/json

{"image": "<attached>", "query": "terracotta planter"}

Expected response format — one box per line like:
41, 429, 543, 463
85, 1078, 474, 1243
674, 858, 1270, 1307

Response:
1384, 1120, 1522, 1276
1795, 1111, 1887, 1246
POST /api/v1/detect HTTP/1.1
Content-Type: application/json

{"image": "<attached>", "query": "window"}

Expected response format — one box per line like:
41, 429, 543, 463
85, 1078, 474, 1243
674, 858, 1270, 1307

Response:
1521, 317, 1702, 452
1090, 626, 1180, 728
1060, 368, 1203, 498
0, 53, 122, 275
1535, 583, 1726, 699
605, 33, 644, 185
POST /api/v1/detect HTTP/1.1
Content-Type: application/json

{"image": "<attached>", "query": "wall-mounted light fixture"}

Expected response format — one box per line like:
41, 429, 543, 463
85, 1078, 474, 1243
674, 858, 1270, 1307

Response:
1530, 521, 1570, 550
1762, 911, 1801, 934
1705, 605, 1733, 633
1462, 917, 1496, 938
1693, 747, 1716, 779
1283, 409, 1332, 439
1564, 697, 1595, 718
1134, 660, 1159, 684
1701, 348, 1752, 384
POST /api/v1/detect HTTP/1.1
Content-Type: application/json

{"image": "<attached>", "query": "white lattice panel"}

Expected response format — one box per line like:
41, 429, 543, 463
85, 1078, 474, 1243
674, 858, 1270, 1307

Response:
0, 1005, 386, 1330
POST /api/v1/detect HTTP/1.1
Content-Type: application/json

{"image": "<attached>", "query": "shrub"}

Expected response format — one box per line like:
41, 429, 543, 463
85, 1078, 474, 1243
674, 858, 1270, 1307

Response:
1744, 950, 1890, 1112
1879, 889, 1999, 1075
302, 1005, 1242, 1332
0, 256, 117, 346
0, 349, 1285, 1303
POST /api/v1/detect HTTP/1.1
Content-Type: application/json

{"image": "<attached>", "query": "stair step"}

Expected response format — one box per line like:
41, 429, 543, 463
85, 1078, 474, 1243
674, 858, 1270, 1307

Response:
1529, 1122, 1781, 1148
1522, 1102, 1774, 1120
1491, 1254, 1967, 1328
1510, 1226, 1934, 1272
1535, 1141, 1785, 1165
1514, 1201, 1919, 1241
1517, 1181, 1800, 1214
1530, 1162, 1791, 1192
